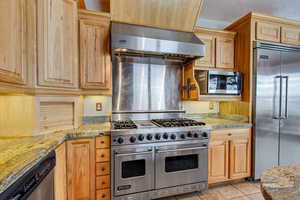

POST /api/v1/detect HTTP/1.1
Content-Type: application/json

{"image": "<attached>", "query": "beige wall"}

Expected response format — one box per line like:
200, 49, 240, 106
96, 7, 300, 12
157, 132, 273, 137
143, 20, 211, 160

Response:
83, 95, 219, 116
0, 95, 36, 136
83, 96, 112, 117
182, 101, 219, 114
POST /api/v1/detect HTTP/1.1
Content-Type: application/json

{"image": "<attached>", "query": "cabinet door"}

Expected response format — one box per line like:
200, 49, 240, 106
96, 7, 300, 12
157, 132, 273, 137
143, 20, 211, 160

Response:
216, 36, 235, 69
80, 18, 111, 89
0, 0, 27, 85
55, 143, 67, 200
195, 34, 215, 68
256, 21, 281, 43
37, 0, 78, 88
208, 138, 229, 184
229, 130, 251, 179
281, 26, 300, 45
67, 138, 95, 200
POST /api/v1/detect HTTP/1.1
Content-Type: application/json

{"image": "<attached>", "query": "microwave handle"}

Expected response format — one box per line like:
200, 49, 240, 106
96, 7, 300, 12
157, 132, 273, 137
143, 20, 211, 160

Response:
238, 74, 243, 94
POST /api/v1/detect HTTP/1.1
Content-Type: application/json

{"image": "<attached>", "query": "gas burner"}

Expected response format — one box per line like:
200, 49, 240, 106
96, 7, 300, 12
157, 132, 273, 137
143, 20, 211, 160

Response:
112, 120, 138, 129
151, 118, 206, 128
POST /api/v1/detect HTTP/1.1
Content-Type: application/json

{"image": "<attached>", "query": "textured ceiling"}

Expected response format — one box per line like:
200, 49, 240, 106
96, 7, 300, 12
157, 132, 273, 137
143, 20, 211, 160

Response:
197, 0, 300, 29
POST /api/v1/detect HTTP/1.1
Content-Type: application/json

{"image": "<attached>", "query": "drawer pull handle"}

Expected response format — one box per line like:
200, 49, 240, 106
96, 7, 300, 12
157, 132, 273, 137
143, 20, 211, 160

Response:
102, 181, 106, 184
228, 133, 232, 136
101, 168, 105, 171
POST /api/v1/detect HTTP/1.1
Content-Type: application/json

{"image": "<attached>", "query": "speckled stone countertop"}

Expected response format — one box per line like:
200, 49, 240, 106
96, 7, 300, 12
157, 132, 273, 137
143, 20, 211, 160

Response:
186, 113, 252, 129
0, 114, 251, 195
0, 122, 111, 194
261, 164, 300, 200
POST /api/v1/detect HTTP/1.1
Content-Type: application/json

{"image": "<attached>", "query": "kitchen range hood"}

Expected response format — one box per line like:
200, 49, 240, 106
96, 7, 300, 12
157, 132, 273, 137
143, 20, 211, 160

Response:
111, 22, 205, 62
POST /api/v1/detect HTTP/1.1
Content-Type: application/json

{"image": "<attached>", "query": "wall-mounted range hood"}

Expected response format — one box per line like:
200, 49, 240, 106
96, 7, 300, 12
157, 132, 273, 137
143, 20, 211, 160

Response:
111, 22, 205, 62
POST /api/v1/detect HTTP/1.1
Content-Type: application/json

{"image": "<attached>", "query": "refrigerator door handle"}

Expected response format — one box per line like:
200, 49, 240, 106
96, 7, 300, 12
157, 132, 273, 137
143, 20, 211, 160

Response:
281, 76, 289, 119
273, 76, 282, 119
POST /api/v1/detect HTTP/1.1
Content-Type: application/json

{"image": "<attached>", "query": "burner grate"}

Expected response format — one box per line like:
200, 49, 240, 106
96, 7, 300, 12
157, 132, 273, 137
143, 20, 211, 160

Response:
112, 120, 138, 129
151, 118, 205, 128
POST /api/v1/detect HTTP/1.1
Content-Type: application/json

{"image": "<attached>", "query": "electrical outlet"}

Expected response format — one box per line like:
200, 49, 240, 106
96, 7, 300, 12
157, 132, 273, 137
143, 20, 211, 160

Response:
209, 102, 214, 110
96, 102, 102, 111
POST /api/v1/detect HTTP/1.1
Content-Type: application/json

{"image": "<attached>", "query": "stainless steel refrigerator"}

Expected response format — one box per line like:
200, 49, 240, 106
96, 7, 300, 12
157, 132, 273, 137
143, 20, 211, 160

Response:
253, 41, 300, 179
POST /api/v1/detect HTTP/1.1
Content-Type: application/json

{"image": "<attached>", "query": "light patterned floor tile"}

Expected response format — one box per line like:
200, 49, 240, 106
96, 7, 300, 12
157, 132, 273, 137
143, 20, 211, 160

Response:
231, 196, 250, 200
175, 192, 201, 200
212, 185, 244, 199
232, 182, 261, 195
247, 192, 265, 200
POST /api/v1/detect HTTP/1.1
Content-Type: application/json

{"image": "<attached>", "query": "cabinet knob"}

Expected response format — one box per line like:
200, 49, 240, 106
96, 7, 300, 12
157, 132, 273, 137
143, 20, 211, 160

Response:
101, 154, 105, 158
101, 168, 105, 171
102, 194, 106, 198
101, 141, 104, 144
228, 133, 232, 136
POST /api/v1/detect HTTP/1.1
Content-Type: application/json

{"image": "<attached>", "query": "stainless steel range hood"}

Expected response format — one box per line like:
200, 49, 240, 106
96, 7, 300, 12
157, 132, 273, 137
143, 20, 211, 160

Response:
111, 22, 205, 61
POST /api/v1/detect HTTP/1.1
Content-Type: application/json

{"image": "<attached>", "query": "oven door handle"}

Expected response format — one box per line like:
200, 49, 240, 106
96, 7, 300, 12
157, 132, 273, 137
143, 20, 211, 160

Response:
155, 145, 207, 153
114, 148, 153, 156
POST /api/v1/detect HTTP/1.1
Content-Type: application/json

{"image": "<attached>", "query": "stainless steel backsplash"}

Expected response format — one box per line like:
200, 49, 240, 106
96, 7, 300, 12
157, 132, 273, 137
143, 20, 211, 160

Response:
112, 56, 183, 113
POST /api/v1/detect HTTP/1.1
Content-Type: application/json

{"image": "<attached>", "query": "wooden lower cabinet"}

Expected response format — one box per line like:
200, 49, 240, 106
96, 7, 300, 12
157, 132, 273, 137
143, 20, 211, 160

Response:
67, 138, 96, 200
54, 143, 67, 200
208, 139, 229, 184
208, 128, 251, 184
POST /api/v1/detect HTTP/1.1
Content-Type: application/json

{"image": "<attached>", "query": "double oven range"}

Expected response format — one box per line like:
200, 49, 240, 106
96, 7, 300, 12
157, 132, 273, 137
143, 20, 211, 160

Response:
111, 118, 211, 200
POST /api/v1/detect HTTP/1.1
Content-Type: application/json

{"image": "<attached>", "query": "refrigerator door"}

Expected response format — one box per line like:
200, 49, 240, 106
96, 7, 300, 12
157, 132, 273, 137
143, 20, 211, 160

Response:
253, 48, 281, 179
279, 51, 300, 165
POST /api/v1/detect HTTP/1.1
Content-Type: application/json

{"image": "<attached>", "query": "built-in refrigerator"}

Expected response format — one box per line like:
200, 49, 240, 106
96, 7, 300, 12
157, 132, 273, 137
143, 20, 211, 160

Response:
253, 41, 300, 180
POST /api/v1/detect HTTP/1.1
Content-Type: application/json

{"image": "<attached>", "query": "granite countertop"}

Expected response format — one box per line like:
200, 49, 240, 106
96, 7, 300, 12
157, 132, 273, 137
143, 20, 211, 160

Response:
0, 114, 251, 195
187, 113, 252, 129
261, 164, 300, 200
0, 122, 111, 194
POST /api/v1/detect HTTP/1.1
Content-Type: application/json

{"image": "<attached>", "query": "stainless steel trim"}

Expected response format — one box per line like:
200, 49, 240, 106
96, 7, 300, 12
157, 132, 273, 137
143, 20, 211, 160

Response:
254, 41, 300, 52
155, 145, 207, 153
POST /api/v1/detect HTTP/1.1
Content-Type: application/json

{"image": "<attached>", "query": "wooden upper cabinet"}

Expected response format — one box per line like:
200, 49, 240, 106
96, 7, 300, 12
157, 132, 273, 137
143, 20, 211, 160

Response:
208, 138, 229, 184
67, 138, 96, 200
281, 26, 300, 45
216, 36, 235, 69
110, 0, 203, 32
0, 0, 27, 85
37, 0, 78, 89
79, 11, 111, 90
194, 28, 235, 69
195, 34, 215, 68
256, 21, 281, 43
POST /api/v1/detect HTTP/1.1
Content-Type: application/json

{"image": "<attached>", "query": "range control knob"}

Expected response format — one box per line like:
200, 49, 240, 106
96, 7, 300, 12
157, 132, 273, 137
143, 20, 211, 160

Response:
187, 131, 193, 138
129, 136, 136, 143
138, 135, 145, 141
193, 133, 199, 138
117, 137, 124, 144
170, 134, 177, 140
202, 132, 208, 138
155, 134, 161, 140
147, 134, 153, 140
180, 134, 186, 139
163, 133, 169, 139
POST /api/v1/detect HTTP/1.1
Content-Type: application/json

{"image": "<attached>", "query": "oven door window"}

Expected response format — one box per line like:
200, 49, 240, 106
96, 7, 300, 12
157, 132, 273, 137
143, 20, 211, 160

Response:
165, 154, 198, 173
122, 159, 146, 178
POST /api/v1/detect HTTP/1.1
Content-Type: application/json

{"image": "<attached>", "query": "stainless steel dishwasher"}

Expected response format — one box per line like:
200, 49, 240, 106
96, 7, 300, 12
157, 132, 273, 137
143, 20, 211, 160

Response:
0, 151, 56, 200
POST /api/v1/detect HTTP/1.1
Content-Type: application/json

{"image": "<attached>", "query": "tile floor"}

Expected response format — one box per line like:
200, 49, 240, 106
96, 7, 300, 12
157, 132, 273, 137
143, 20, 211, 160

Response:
159, 181, 264, 200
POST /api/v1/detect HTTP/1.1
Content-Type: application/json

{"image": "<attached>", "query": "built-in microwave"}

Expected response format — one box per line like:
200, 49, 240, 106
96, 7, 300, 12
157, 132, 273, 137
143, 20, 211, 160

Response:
195, 70, 242, 95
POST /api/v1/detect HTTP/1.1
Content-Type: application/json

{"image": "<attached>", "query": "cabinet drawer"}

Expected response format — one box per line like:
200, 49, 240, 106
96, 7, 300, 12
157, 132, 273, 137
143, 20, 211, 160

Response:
256, 21, 281, 42
281, 26, 300, 45
96, 149, 110, 162
96, 189, 110, 200
96, 175, 110, 190
96, 136, 110, 149
96, 162, 110, 176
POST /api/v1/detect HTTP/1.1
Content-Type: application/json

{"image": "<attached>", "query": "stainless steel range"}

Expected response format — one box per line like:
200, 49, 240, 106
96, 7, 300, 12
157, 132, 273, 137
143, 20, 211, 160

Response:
111, 118, 211, 200
110, 22, 208, 200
